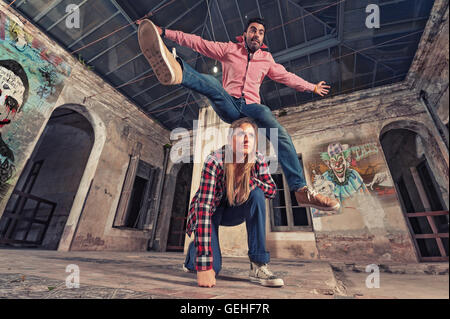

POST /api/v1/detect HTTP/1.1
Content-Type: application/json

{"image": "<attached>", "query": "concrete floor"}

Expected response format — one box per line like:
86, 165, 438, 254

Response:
0, 249, 448, 299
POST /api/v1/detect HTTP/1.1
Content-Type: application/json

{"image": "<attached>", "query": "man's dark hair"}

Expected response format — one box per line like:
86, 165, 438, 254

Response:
245, 17, 266, 32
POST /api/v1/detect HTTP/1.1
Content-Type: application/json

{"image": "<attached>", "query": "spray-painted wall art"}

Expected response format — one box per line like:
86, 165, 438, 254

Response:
0, 11, 71, 200
306, 141, 396, 218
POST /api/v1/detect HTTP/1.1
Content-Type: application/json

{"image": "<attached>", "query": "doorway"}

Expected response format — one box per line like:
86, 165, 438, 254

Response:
0, 107, 94, 249
166, 163, 193, 252
381, 128, 449, 261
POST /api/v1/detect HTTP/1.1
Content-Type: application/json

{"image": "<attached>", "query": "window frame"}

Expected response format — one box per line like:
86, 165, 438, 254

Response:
268, 156, 313, 232
113, 142, 160, 231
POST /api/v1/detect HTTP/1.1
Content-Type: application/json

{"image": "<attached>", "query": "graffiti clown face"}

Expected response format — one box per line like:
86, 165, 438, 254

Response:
329, 153, 347, 181
322, 143, 351, 184
0, 60, 28, 129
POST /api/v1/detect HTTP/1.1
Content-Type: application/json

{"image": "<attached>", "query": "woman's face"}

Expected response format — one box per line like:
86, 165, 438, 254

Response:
232, 123, 256, 161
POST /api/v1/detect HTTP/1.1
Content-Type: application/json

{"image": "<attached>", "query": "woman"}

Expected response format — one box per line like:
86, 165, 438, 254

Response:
183, 117, 284, 288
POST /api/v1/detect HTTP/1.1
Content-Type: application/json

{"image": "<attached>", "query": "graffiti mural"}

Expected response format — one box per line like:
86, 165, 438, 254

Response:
0, 59, 28, 184
307, 141, 396, 218
0, 12, 71, 200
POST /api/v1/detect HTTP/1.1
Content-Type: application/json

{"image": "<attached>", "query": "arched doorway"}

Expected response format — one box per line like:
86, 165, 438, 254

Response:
380, 127, 449, 261
166, 163, 193, 252
0, 107, 94, 249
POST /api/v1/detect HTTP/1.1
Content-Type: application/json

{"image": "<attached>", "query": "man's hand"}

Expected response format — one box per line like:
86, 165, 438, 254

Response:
314, 81, 331, 96
136, 19, 162, 36
197, 269, 216, 288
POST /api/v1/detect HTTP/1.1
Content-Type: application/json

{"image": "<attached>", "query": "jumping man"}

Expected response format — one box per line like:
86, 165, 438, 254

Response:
137, 17, 340, 212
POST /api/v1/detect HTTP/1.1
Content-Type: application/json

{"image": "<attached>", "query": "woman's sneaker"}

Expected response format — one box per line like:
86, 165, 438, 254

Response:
249, 262, 284, 287
137, 19, 182, 85
182, 264, 195, 273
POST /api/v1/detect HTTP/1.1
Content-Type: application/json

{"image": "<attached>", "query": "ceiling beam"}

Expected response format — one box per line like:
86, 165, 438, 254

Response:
110, 0, 137, 31
87, 30, 136, 64
214, 0, 231, 42
33, 0, 64, 23
86, 0, 174, 63
145, 87, 186, 111
337, 0, 345, 41
165, 0, 205, 29
105, 52, 142, 76
286, 0, 334, 33
277, 0, 289, 50
118, 68, 153, 88
343, 24, 426, 43
272, 35, 340, 64
234, 0, 245, 31
68, 11, 121, 49
15, 0, 27, 8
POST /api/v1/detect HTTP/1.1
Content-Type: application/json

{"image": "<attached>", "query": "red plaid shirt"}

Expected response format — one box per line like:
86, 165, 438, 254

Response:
186, 146, 276, 271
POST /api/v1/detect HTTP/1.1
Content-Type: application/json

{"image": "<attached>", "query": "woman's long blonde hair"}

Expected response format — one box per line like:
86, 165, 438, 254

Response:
225, 118, 259, 206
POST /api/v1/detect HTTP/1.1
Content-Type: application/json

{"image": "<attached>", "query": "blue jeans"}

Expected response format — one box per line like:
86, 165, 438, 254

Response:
184, 188, 270, 275
179, 58, 306, 191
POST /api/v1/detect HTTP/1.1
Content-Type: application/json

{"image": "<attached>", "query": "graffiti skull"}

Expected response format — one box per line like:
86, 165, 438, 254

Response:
0, 60, 29, 184
0, 60, 28, 128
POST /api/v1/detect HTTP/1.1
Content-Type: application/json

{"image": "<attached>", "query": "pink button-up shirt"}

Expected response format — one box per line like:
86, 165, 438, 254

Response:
165, 30, 316, 105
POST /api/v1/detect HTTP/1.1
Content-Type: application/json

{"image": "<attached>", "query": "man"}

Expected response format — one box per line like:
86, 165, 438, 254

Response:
137, 17, 340, 211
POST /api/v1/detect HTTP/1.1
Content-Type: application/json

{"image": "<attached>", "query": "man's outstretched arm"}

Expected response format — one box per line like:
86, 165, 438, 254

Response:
267, 58, 331, 96
138, 20, 230, 61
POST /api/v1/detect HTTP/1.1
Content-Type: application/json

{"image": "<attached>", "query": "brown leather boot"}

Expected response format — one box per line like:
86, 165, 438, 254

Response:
138, 19, 183, 85
295, 186, 340, 211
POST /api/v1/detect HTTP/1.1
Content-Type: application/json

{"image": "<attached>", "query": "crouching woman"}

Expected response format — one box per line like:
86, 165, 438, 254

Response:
183, 117, 284, 288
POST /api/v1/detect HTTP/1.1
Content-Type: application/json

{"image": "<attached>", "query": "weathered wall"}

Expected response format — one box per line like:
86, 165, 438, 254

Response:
276, 84, 423, 262
17, 111, 95, 250
182, 0, 448, 262
407, 0, 449, 126
0, 3, 171, 251
0, 11, 71, 202
186, 82, 447, 262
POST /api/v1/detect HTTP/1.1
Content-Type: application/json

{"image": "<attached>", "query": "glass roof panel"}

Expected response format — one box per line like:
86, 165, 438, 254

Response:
70, 15, 135, 62
47, 0, 118, 47
3, 0, 437, 130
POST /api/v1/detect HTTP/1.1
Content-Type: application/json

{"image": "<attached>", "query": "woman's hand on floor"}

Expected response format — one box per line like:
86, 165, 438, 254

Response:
197, 269, 216, 288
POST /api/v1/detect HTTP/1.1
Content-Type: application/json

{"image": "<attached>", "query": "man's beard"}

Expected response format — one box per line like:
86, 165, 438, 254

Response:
246, 37, 261, 53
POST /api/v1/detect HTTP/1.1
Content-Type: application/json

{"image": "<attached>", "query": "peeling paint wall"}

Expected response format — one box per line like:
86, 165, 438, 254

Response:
0, 3, 171, 251
407, 1, 449, 126
0, 10, 71, 201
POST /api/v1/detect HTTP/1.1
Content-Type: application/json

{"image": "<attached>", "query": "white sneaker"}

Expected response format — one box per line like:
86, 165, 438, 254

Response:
249, 262, 284, 287
182, 264, 195, 273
